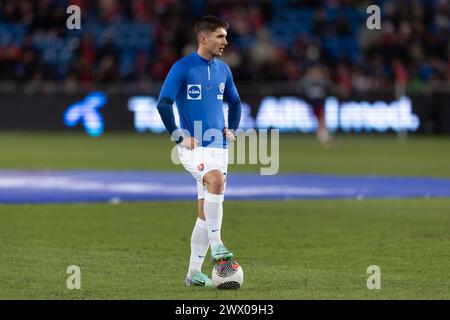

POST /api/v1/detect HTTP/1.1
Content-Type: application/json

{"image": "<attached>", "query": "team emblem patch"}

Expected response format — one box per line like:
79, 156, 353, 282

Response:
219, 82, 225, 94
187, 84, 201, 100
197, 163, 205, 172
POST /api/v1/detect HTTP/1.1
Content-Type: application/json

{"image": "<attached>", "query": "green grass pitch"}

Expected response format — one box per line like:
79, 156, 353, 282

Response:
0, 132, 449, 299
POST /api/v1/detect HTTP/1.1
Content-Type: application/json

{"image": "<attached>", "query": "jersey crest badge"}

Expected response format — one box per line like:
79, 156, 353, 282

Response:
187, 84, 202, 100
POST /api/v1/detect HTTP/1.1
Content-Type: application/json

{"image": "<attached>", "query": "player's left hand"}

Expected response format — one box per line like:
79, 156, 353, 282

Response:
224, 128, 236, 142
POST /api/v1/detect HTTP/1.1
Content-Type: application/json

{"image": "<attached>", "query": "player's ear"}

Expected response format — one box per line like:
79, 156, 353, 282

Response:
198, 32, 208, 45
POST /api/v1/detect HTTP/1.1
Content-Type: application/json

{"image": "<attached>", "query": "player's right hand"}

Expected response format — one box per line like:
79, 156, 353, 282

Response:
180, 137, 198, 150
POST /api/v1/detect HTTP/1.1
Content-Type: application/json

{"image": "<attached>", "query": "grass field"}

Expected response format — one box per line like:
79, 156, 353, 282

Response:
1, 132, 449, 299
0, 131, 449, 176
1, 200, 449, 299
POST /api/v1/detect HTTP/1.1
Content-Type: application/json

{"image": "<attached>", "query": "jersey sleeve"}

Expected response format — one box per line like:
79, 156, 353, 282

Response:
223, 64, 241, 130
157, 61, 185, 103
224, 64, 240, 104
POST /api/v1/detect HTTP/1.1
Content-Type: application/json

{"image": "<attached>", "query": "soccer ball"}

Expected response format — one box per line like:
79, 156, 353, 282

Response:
211, 260, 244, 289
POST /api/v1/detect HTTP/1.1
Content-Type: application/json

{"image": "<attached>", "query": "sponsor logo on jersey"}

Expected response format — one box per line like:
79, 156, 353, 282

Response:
187, 84, 201, 100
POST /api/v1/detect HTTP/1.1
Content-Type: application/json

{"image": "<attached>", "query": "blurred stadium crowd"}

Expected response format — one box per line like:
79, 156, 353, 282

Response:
0, 0, 448, 94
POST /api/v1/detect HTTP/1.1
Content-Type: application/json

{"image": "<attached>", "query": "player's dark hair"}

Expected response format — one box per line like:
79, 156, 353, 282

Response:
194, 15, 229, 38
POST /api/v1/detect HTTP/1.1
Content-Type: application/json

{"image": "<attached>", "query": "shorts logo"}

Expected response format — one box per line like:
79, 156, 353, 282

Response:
187, 84, 201, 100
197, 163, 204, 172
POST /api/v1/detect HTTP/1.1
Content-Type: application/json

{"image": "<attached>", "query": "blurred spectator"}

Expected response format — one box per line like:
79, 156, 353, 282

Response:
0, 0, 447, 93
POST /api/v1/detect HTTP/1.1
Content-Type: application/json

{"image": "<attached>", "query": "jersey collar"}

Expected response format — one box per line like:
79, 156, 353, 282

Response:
195, 51, 215, 65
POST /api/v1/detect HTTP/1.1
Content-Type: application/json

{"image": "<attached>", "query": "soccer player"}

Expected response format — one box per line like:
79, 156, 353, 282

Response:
300, 64, 334, 147
156, 16, 242, 287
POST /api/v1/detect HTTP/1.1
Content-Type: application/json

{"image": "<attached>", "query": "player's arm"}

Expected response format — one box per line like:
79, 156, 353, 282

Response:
157, 63, 197, 149
224, 65, 242, 141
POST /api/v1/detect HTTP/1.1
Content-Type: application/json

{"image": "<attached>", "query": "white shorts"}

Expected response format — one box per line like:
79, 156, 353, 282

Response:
178, 146, 228, 199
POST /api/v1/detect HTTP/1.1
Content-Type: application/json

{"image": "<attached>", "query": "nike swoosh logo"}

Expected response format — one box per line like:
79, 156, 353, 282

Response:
198, 255, 205, 258
212, 229, 219, 232
194, 280, 205, 285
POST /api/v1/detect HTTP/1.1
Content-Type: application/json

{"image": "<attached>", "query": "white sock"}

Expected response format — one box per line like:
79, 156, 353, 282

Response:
187, 218, 209, 277
204, 193, 224, 249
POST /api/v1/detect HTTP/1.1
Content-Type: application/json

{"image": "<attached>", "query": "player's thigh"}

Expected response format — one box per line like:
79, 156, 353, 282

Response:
197, 180, 207, 199
179, 146, 228, 196
204, 148, 228, 191
213, 148, 228, 194
177, 146, 205, 182
178, 146, 217, 198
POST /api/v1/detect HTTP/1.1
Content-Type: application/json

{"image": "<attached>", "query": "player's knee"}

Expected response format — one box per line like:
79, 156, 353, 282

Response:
204, 170, 224, 194
209, 177, 224, 193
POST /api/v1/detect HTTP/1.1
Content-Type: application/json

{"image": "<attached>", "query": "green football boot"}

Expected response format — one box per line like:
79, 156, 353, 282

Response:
211, 244, 233, 262
185, 271, 213, 288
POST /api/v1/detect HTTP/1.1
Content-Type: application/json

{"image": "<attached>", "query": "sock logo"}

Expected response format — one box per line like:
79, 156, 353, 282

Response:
198, 255, 205, 258
212, 228, 220, 232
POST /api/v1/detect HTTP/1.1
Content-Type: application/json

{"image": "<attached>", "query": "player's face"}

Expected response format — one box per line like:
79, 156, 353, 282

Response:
204, 28, 228, 57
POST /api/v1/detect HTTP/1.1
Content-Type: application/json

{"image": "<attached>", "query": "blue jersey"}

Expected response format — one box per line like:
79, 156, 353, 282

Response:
158, 52, 240, 148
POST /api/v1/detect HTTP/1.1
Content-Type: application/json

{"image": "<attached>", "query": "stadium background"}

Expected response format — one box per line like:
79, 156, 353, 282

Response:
0, 0, 449, 299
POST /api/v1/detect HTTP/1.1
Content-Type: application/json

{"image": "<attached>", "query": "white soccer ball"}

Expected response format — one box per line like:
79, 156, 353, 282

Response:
211, 260, 244, 289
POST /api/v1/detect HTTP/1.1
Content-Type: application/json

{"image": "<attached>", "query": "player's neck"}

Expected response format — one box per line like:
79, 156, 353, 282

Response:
197, 48, 214, 62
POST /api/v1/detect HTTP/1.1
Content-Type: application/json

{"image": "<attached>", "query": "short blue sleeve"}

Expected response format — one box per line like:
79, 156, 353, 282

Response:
224, 65, 240, 104
157, 62, 185, 103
